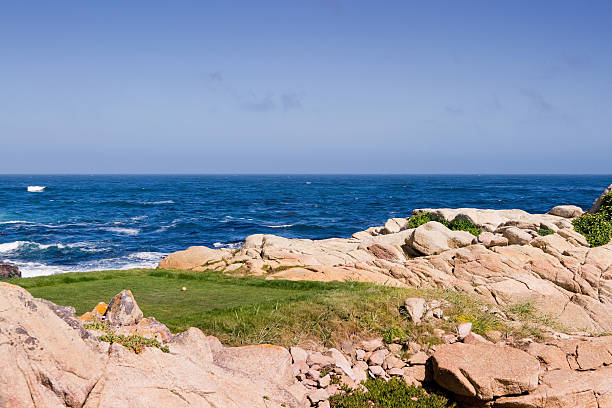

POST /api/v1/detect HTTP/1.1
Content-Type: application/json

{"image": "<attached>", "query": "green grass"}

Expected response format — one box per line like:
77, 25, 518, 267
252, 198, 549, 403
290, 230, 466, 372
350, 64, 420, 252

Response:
9, 268, 557, 347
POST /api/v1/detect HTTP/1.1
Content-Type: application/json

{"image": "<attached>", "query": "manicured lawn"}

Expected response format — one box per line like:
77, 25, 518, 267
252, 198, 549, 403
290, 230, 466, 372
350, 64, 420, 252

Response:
9, 268, 552, 347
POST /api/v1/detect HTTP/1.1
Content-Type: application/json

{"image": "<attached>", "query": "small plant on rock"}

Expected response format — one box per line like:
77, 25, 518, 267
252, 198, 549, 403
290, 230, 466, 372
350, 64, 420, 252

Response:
407, 213, 481, 236
329, 377, 454, 408
98, 332, 170, 354
537, 228, 555, 236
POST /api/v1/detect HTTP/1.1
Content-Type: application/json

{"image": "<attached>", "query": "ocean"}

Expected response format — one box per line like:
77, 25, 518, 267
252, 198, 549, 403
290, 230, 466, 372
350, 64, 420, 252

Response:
0, 175, 609, 277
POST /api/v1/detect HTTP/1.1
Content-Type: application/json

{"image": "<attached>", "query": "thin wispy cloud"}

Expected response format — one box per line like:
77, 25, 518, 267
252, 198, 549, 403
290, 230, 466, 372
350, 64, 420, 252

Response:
281, 92, 303, 111
241, 94, 276, 112
445, 105, 464, 115
520, 89, 553, 112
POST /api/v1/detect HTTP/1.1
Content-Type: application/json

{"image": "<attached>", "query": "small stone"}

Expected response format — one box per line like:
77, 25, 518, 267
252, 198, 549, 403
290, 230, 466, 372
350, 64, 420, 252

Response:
407, 342, 421, 353
318, 401, 331, 408
318, 374, 331, 388
408, 351, 428, 365
404, 297, 427, 324
355, 349, 366, 360
463, 332, 493, 345
387, 343, 403, 354
307, 352, 334, 367
433, 328, 445, 338
293, 361, 309, 376
388, 367, 404, 376
442, 334, 457, 344
327, 348, 355, 380
432, 308, 444, 319
307, 369, 321, 380
457, 322, 472, 339
308, 388, 329, 403
290, 346, 308, 363
383, 355, 405, 369
368, 365, 386, 377
368, 349, 389, 366
361, 338, 384, 351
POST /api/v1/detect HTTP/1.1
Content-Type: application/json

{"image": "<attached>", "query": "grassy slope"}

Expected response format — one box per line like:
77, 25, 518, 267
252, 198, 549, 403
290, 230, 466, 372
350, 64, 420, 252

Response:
9, 268, 552, 347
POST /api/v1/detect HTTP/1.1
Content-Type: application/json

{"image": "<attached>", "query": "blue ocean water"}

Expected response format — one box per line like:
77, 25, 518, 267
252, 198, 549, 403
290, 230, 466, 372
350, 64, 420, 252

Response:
0, 175, 609, 277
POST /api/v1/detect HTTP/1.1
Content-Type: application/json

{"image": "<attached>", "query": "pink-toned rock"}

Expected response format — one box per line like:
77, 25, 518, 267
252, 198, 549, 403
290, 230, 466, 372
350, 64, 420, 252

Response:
158, 245, 230, 270
432, 343, 540, 401
495, 367, 612, 408
104, 289, 143, 326
0, 282, 307, 408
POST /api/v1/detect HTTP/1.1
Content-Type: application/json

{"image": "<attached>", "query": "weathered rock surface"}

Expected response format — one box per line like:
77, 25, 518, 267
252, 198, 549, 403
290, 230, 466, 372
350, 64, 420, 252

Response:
0, 260, 20, 279
0, 282, 306, 407
104, 289, 143, 326
432, 343, 540, 401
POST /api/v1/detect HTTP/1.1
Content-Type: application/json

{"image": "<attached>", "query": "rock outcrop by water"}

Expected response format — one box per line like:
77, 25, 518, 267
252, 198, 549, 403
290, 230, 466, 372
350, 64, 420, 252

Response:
159, 184, 612, 335
0, 260, 20, 279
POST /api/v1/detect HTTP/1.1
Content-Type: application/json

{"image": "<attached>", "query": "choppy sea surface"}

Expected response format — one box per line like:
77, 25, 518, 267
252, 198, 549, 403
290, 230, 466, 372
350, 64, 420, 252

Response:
0, 175, 609, 277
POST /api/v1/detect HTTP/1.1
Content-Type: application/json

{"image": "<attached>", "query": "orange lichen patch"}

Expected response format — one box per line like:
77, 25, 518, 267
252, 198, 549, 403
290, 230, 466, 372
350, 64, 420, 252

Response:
79, 311, 95, 322
78, 302, 108, 322
115, 318, 171, 343
94, 302, 108, 316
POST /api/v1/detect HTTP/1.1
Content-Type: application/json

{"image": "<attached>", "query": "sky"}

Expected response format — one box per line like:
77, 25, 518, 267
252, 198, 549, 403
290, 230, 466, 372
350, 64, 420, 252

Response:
1, 1, 611, 174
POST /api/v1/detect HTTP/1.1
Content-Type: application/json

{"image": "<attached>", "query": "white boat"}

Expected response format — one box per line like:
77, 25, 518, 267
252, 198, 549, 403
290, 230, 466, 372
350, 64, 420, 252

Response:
27, 186, 46, 192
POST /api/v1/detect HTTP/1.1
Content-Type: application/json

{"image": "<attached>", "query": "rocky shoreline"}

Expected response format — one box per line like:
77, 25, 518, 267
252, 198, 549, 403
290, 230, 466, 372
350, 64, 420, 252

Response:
159, 184, 612, 335
1, 184, 610, 407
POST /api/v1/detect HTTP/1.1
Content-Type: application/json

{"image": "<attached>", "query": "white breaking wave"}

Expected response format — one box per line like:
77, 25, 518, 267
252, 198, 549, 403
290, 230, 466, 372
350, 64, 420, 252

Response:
11, 251, 168, 278
104, 227, 140, 235
268, 224, 294, 228
0, 220, 32, 225
213, 242, 242, 249
0, 241, 68, 253
0, 241, 28, 253
27, 186, 46, 192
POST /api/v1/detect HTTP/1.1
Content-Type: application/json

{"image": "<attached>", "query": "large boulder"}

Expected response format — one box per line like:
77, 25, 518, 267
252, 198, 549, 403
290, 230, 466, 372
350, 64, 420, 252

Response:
0, 282, 306, 407
0, 260, 20, 279
406, 221, 476, 256
548, 205, 583, 218
432, 343, 540, 401
158, 246, 231, 270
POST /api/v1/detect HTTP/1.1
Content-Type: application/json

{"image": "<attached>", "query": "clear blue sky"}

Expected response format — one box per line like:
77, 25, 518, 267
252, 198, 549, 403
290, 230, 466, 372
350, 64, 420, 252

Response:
1, 1, 611, 173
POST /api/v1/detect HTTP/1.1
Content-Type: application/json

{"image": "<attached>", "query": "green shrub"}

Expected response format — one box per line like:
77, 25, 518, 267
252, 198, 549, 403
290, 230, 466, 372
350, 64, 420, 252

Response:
407, 213, 436, 228
572, 213, 612, 247
382, 326, 408, 344
572, 192, 612, 247
449, 218, 482, 237
407, 212, 481, 236
537, 228, 555, 236
329, 377, 454, 408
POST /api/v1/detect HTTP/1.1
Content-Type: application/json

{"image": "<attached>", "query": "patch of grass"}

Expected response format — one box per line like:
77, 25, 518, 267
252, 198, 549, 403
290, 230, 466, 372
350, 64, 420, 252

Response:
407, 213, 481, 236
10, 268, 562, 348
572, 192, 612, 247
537, 228, 555, 236
98, 332, 170, 354
329, 377, 454, 408
382, 326, 408, 344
